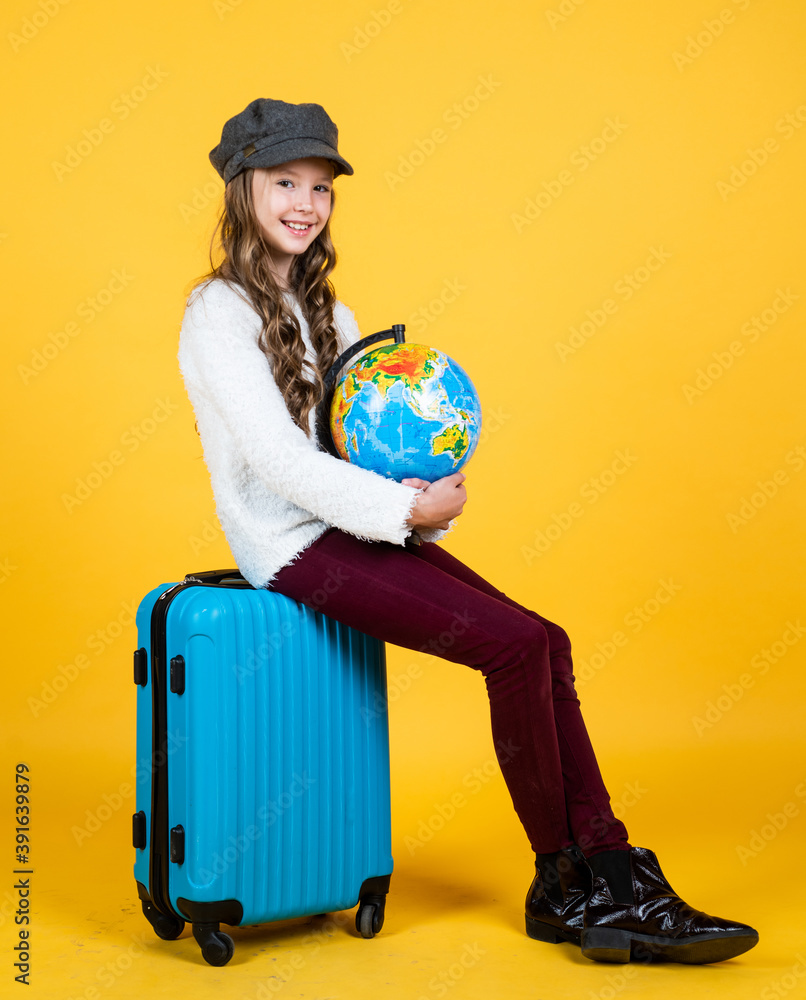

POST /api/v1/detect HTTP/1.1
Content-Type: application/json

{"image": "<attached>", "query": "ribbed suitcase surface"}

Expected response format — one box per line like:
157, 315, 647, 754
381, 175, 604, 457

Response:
132, 571, 393, 965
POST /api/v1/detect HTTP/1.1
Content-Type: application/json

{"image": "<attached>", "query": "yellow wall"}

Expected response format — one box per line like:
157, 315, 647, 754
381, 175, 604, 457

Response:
2, 0, 804, 995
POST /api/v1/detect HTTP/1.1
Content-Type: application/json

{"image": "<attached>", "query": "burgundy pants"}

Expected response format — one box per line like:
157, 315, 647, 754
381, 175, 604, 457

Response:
267, 528, 630, 857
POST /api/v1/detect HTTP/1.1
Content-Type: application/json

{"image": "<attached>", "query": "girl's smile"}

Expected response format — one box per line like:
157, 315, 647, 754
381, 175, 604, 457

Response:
252, 158, 334, 282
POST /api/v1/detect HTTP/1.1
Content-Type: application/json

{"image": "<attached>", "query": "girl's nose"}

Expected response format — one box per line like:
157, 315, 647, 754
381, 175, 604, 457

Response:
294, 190, 314, 211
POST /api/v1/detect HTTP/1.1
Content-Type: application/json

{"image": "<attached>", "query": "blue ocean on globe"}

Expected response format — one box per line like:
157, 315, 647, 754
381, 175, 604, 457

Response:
329, 342, 482, 482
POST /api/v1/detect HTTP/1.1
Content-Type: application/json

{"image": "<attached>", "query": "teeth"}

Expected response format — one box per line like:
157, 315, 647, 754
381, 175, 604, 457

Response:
285, 222, 310, 231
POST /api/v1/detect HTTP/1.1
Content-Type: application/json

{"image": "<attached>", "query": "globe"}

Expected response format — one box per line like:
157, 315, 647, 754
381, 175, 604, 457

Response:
329, 342, 482, 482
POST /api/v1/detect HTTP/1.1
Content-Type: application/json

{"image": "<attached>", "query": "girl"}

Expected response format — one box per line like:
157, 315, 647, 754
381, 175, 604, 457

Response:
177, 97, 758, 966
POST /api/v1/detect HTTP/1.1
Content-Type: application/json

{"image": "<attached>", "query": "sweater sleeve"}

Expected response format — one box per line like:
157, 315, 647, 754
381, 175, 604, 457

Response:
178, 282, 425, 547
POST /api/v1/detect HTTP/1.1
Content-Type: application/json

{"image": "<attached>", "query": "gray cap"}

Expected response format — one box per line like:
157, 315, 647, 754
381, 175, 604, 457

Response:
209, 97, 354, 185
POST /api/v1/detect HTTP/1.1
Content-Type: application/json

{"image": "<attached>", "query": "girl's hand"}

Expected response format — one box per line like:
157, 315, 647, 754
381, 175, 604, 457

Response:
403, 472, 467, 530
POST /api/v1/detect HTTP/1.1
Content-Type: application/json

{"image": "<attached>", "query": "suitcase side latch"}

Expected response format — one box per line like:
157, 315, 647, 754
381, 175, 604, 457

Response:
133, 648, 148, 686
132, 810, 147, 850
170, 655, 186, 696
170, 825, 185, 865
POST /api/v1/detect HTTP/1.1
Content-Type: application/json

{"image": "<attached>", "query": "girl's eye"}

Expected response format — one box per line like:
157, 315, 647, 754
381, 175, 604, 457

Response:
315, 185, 331, 193
277, 179, 293, 188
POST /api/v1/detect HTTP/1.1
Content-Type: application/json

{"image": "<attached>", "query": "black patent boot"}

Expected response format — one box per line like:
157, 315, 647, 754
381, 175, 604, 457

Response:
581, 847, 759, 964
525, 844, 592, 945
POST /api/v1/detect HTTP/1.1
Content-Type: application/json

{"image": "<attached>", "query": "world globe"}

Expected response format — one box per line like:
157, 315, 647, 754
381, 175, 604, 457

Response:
329, 342, 482, 482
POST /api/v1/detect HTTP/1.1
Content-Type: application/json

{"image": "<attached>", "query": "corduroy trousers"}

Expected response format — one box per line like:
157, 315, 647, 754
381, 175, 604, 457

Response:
266, 527, 630, 857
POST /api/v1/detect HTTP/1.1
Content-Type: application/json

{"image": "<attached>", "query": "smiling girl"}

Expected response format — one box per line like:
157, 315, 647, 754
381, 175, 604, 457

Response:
177, 97, 758, 966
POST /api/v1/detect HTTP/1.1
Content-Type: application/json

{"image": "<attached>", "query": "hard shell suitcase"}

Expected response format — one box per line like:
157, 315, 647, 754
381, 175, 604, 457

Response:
132, 569, 393, 966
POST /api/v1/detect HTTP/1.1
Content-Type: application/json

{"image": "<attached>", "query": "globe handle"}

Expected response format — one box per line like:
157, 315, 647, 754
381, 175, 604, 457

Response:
315, 323, 406, 457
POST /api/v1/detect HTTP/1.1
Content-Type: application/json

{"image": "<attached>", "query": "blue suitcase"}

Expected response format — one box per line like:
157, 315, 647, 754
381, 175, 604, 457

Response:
132, 569, 393, 966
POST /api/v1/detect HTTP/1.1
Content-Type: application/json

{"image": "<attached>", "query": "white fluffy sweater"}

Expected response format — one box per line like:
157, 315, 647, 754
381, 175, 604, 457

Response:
177, 277, 453, 588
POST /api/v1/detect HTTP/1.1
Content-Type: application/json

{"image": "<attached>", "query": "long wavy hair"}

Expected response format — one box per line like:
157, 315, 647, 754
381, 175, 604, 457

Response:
187, 166, 342, 436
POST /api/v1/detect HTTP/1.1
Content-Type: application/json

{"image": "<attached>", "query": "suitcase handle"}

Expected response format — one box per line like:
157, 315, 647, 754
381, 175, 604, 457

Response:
184, 569, 252, 587
315, 323, 406, 457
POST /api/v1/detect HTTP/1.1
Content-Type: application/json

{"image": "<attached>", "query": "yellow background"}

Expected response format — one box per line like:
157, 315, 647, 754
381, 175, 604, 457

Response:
2, 0, 804, 996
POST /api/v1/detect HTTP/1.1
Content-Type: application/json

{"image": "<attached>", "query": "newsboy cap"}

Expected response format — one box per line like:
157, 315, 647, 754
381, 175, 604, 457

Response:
209, 98, 354, 185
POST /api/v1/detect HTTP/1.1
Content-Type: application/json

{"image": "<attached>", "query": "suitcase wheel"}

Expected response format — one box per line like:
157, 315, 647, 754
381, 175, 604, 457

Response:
141, 899, 185, 941
192, 922, 234, 966
356, 897, 385, 939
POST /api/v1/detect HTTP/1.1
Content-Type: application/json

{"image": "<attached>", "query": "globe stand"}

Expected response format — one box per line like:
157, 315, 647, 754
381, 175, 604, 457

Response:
315, 324, 407, 456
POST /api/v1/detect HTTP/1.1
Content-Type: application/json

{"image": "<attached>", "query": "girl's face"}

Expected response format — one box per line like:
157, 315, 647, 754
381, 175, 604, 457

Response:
251, 157, 334, 282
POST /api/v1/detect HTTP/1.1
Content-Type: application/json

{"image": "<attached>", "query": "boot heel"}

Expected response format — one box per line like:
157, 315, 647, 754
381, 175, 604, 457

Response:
525, 915, 567, 944
581, 927, 632, 963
